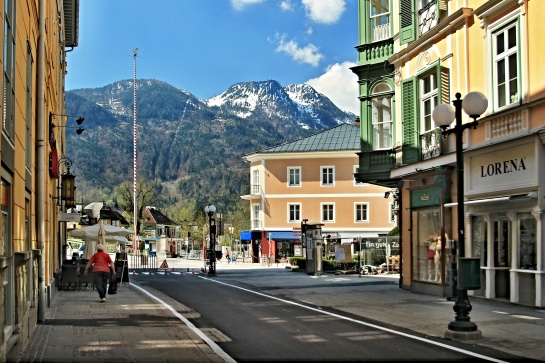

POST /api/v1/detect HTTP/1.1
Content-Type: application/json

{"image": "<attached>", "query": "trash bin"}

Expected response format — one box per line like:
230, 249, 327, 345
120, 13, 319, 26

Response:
457, 257, 481, 290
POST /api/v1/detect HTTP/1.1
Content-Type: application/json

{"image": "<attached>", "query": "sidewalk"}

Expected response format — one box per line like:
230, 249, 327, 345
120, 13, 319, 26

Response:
13, 282, 225, 363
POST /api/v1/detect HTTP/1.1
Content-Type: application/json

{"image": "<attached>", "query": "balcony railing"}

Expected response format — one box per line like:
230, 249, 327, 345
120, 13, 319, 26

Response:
241, 219, 263, 231
240, 184, 262, 197
420, 128, 443, 160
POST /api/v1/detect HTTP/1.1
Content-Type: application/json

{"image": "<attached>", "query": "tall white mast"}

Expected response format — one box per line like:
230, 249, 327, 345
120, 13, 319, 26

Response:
132, 48, 138, 251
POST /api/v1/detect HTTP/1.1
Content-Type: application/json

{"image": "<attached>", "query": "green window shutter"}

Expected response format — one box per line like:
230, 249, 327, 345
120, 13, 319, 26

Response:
401, 78, 419, 164
438, 65, 450, 105
400, 0, 415, 45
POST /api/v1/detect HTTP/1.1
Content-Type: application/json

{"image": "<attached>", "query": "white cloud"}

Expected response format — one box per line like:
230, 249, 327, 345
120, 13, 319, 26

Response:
230, 0, 265, 11
273, 33, 323, 67
279, 0, 293, 11
306, 27, 313, 35
306, 61, 359, 114
302, 0, 346, 24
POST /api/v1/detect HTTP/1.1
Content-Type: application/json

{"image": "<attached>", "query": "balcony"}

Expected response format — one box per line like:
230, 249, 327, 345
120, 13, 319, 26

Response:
420, 128, 443, 160
241, 219, 263, 231
355, 148, 398, 187
240, 184, 262, 200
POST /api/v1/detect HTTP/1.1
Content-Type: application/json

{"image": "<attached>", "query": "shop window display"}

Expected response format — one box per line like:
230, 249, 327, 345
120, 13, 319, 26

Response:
412, 208, 445, 283
471, 216, 487, 267
519, 213, 536, 270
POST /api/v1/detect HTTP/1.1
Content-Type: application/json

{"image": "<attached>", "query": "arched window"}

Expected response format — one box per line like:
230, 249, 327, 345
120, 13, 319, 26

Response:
371, 83, 392, 150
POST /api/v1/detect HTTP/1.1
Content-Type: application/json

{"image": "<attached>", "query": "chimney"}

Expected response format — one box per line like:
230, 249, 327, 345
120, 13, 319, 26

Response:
354, 116, 360, 126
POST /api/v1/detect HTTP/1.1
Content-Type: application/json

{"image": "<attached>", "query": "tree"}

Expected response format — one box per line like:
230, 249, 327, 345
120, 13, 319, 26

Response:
115, 178, 163, 227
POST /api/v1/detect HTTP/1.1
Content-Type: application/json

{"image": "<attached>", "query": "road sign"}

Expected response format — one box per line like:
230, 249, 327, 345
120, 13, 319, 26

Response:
158, 259, 169, 270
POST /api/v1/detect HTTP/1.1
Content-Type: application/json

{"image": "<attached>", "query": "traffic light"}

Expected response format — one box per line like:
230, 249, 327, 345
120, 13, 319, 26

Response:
218, 220, 224, 236
187, 231, 191, 238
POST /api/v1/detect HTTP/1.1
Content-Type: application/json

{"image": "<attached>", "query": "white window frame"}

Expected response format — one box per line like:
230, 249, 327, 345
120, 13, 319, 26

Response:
371, 82, 393, 150
355, 203, 369, 223
320, 166, 335, 186
492, 20, 519, 111
321, 203, 335, 223
287, 166, 301, 187
251, 168, 260, 195
287, 203, 301, 223
252, 204, 261, 230
370, 0, 390, 42
419, 71, 438, 134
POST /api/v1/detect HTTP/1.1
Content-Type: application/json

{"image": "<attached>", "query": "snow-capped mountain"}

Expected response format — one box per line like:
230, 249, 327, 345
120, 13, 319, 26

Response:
206, 80, 354, 130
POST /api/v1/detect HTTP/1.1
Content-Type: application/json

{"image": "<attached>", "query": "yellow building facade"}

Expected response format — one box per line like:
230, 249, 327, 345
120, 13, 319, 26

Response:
0, 0, 79, 359
354, 0, 545, 307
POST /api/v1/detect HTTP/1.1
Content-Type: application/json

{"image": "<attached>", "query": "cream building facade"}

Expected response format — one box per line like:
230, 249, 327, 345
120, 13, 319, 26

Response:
353, 0, 545, 307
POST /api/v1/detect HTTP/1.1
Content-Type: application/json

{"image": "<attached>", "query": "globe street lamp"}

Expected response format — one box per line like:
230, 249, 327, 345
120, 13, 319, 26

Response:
204, 204, 217, 276
432, 91, 488, 339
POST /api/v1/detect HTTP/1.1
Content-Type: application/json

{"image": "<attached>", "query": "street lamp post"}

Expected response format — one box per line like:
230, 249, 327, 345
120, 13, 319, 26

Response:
204, 204, 217, 276
432, 91, 488, 339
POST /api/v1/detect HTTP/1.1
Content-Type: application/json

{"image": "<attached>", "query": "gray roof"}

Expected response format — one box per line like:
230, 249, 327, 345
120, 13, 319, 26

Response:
251, 123, 360, 155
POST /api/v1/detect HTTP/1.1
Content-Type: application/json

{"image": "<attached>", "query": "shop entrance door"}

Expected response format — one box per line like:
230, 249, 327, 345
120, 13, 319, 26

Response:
493, 216, 510, 298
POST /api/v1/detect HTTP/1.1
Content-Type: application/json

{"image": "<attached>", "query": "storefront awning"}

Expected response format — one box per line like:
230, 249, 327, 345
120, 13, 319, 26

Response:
268, 231, 300, 240
444, 192, 537, 207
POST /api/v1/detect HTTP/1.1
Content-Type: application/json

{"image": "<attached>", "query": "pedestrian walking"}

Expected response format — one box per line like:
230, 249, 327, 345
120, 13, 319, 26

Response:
225, 248, 230, 264
84, 244, 115, 302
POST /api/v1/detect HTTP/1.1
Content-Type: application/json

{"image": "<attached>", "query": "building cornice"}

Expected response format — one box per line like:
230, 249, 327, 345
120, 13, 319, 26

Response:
244, 150, 360, 163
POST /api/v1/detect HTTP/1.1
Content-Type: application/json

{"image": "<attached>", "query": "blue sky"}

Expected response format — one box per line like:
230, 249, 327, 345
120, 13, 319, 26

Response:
66, 0, 360, 114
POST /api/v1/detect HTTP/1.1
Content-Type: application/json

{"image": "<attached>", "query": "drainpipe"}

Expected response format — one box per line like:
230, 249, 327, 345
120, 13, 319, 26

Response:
37, 0, 46, 322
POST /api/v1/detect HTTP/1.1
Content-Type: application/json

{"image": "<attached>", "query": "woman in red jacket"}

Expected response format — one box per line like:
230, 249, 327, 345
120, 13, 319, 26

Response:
84, 244, 116, 302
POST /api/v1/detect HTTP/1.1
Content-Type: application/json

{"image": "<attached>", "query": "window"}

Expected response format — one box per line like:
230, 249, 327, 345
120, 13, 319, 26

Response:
251, 169, 260, 194
402, 65, 449, 164
321, 203, 334, 222
420, 72, 438, 134
400, 0, 440, 45
355, 203, 369, 222
3, 0, 16, 139
288, 167, 301, 187
411, 208, 443, 283
288, 204, 301, 222
370, 0, 390, 42
252, 204, 260, 230
321, 166, 334, 186
418, 0, 437, 36
493, 22, 519, 109
518, 213, 536, 270
371, 83, 392, 150
471, 215, 488, 267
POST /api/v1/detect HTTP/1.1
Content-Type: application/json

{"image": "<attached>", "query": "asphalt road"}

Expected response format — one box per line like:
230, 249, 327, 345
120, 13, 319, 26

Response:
132, 270, 516, 362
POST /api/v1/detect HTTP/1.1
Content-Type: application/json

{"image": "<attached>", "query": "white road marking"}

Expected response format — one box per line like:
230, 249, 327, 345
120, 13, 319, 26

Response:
130, 282, 236, 363
200, 276, 509, 363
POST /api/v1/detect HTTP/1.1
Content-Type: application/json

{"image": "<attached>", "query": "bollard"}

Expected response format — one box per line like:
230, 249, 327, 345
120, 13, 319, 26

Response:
192, 269, 195, 274
187, 267, 189, 272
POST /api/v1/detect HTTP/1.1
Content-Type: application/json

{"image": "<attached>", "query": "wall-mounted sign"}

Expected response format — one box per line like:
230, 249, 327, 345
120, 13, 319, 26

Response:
467, 141, 536, 196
